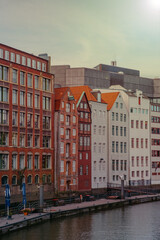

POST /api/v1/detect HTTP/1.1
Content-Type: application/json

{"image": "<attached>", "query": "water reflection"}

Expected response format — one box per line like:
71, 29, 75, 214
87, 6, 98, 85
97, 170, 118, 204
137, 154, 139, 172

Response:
1, 201, 160, 240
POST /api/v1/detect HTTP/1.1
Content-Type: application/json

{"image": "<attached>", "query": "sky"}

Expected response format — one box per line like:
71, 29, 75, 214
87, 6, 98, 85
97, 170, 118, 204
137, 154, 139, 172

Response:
0, 0, 160, 78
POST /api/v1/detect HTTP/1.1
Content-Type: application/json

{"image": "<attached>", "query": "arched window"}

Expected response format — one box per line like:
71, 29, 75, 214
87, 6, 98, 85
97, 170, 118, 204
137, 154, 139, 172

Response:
27, 175, 32, 184
35, 175, 39, 184
47, 175, 51, 183
12, 175, 17, 185
42, 174, 46, 184
2, 176, 8, 185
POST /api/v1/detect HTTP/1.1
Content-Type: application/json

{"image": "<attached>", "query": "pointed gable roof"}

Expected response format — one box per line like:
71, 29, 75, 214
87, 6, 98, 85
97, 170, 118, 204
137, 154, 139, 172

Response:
69, 86, 97, 104
101, 92, 119, 110
55, 87, 70, 110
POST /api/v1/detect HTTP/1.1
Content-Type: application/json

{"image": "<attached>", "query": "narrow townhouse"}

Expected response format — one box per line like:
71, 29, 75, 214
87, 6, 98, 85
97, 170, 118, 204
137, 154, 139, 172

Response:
54, 87, 78, 192
102, 92, 129, 185
69, 86, 92, 191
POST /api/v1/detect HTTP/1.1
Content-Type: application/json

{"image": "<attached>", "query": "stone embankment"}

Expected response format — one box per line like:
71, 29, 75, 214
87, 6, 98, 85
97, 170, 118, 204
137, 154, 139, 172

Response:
1, 194, 160, 236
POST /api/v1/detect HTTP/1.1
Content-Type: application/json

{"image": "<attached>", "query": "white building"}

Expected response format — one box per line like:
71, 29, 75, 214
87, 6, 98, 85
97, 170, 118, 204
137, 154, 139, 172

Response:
90, 90, 108, 189
102, 91, 129, 185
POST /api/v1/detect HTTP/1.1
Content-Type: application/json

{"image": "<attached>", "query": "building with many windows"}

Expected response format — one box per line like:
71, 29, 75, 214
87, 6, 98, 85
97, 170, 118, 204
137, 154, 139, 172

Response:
102, 92, 129, 185
69, 86, 92, 191
0, 44, 54, 196
54, 87, 78, 192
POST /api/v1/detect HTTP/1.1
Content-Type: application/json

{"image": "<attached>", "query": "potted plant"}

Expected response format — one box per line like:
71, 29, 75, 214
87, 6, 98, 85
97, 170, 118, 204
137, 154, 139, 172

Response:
22, 208, 31, 216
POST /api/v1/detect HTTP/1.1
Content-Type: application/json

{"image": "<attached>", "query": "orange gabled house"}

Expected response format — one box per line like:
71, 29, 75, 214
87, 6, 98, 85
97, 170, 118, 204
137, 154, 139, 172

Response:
54, 87, 79, 192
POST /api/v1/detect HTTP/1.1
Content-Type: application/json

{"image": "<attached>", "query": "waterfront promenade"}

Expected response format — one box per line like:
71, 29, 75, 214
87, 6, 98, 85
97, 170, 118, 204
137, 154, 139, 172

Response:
1, 194, 160, 235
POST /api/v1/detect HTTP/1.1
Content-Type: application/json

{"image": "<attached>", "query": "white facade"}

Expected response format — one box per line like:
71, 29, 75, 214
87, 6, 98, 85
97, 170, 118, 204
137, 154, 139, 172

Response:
151, 101, 160, 184
89, 96, 108, 189
121, 89, 151, 186
107, 93, 129, 185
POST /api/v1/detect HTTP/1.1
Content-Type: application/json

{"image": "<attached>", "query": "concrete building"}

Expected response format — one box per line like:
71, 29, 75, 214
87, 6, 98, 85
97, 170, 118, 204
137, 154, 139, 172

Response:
102, 92, 129, 186
51, 63, 154, 98
0, 43, 54, 196
54, 87, 78, 192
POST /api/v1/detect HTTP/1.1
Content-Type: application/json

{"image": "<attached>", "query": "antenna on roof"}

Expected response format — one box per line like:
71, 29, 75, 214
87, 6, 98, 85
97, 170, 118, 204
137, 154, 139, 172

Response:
111, 61, 117, 66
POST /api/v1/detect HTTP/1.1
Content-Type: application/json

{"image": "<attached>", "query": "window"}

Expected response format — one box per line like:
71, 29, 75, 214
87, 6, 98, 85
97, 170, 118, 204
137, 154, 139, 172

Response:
20, 71, 25, 85
0, 109, 8, 124
136, 138, 139, 148
80, 165, 83, 175
79, 153, 82, 159
0, 87, 8, 102
87, 137, 90, 146
27, 134, 32, 147
116, 160, 119, 171
136, 120, 139, 129
120, 103, 123, 109
20, 134, 25, 147
27, 93, 32, 107
12, 89, 17, 104
73, 115, 76, 123
145, 121, 148, 129
66, 103, 70, 112
35, 115, 39, 128
103, 126, 105, 135
60, 142, 64, 154
0, 49, 3, 58
35, 135, 39, 147
27, 113, 32, 127
43, 136, 50, 148
12, 111, 17, 126
94, 143, 96, 153
85, 112, 88, 119
61, 128, 64, 136
35, 94, 39, 108
132, 171, 135, 177
34, 76, 39, 89
27, 175, 32, 184
124, 127, 126, 136
141, 157, 144, 167
20, 91, 25, 106
116, 113, 118, 121
27, 73, 32, 87
72, 142, 76, 154
34, 155, 39, 169
12, 133, 17, 146
124, 142, 127, 153
86, 165, 89, 175
42, 155, 51, 169
146, 157, 148, 166
62, 101, 64, 108
12, 154, 17, 170
145, 139, 148, 148
116, 102, 118, 108
73, 161, 76, 172
112, 141, 115, 152
37, 61, 41, 70
98, 143, 101, 153
131, 120, 134, 128
22, 56, 26, 65
86, 153, 88, 160
16, 54, 20, 64
12, 176, 17, 185
112, 125, 115, 135
116, 126, 118, 136
120, 142, 123, 153
140, 121, 143, 129
27, 58, 31, 67
137, 157, 139, 167
5, 50, 9, 60
60, 160, 64, 173
66, 115, 70, 125
35, 175, 39, 184
0, 66, 8, 81
112, 160, 115, 171
0, 154, 9, 170
121, 160, 123, 171
27, 155, 32, 169
32, 60, 36, 69
0, 132, 8, 145
141, 138, 143, 148
20, 112, 25, 127
131, 138, 134, 148
60, 179, 64, 186
12, 69, 17, 83
124, 114, 126, 122
19, 154, 25, 169
116, 142, 118, 152
73, 128, 76, 136
43, 96, 50, 110
132, 156, 134, 167
42, 63, 46, 71
43, 78, 50, 91
99, 126, 101, 135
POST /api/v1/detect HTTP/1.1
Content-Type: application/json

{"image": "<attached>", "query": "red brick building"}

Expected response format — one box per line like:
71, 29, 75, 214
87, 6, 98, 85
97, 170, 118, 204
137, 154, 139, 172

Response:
69, 87, 92, 191
54, 87, 78, 192
0, 44, 54, 194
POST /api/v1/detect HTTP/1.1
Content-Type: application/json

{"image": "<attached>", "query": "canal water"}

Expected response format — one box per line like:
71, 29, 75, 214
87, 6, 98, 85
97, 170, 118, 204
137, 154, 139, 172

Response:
1, 201, 160, 240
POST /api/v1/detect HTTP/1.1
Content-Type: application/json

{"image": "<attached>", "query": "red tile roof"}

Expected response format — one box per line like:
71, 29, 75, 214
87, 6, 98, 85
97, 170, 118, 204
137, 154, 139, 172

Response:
69, 86, 97, 103
54, 87, 69, 100
101, 92, 119, 110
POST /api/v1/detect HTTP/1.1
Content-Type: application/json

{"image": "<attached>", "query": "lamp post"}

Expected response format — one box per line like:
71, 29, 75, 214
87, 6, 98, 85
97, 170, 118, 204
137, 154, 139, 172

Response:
119, 175, 125, 199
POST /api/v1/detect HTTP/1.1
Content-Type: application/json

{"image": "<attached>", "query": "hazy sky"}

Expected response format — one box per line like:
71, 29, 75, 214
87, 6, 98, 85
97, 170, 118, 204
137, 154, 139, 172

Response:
1, 0, 160, 78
